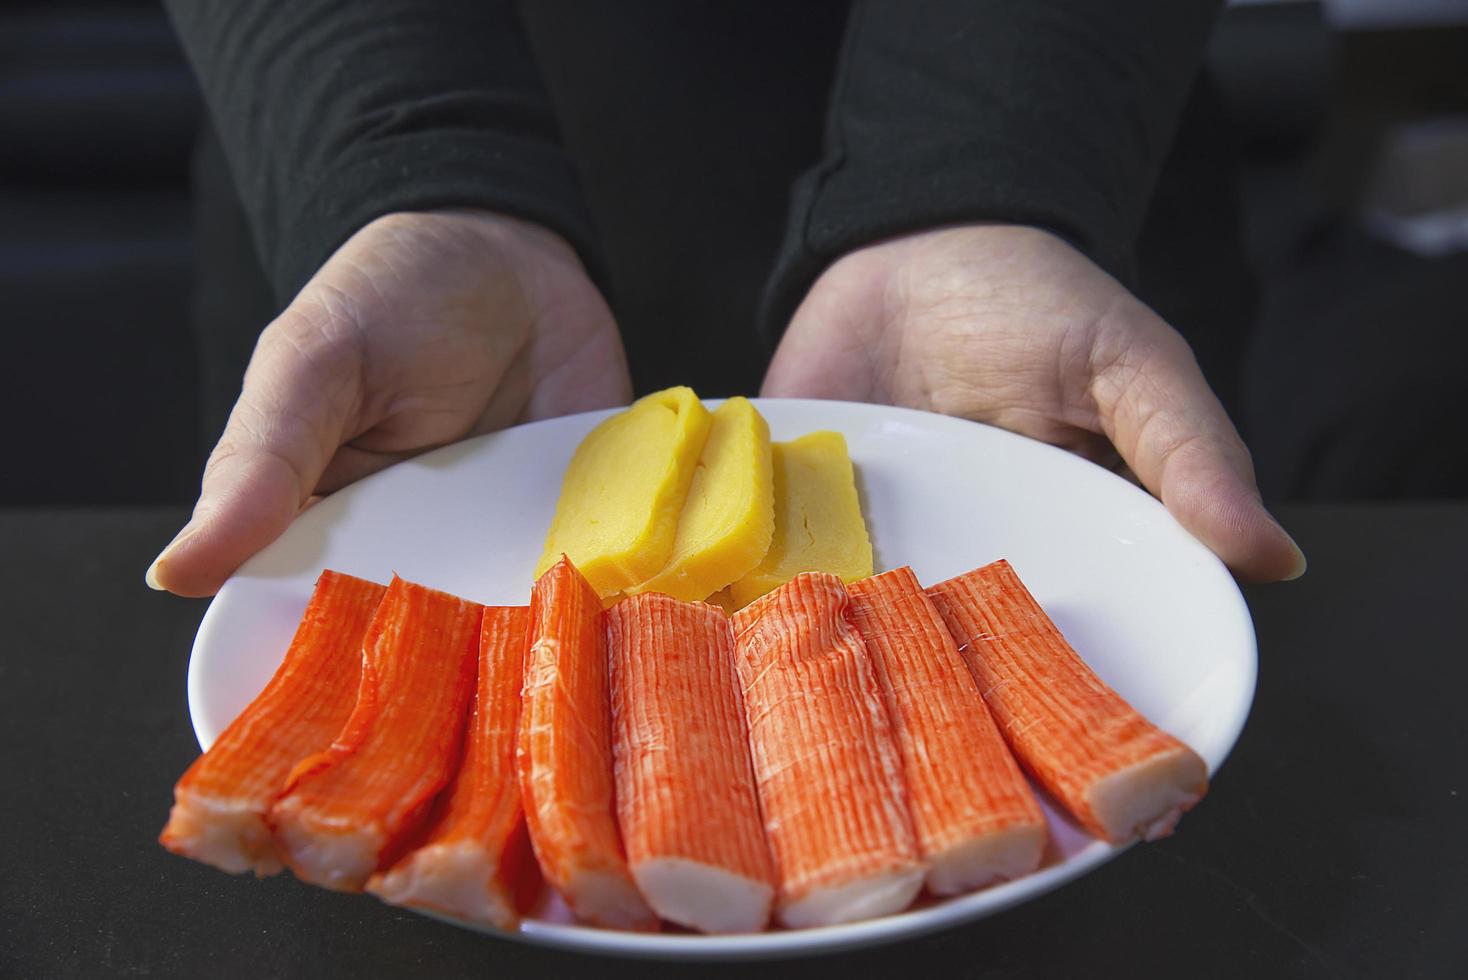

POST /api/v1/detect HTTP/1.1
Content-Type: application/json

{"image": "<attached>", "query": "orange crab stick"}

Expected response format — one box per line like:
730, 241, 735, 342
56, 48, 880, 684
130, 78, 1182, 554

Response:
269, 576, 482, 891
731, 572, 924, 928
367, 606, 539, 928
926, 560, 1208, 844
846, 568, 1047, 895
160, 570, 386, 876
518, 557, 655, 930
607, 594, 776, 934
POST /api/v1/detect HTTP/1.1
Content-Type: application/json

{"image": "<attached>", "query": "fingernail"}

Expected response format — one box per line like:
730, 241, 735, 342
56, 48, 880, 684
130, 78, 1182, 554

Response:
1266, 511, 1307, 581
1282, 538, 1308, 581
146, 521, 198, 591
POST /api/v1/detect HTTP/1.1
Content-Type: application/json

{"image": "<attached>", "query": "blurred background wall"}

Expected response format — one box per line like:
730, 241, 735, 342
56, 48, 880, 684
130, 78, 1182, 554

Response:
1, 0, 1465, 506
2, 2, 199, 504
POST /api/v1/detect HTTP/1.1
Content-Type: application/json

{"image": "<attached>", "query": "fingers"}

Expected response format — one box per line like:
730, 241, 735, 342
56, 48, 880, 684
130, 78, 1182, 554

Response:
1090, 305, 1306, 583
147, 310, 361, 597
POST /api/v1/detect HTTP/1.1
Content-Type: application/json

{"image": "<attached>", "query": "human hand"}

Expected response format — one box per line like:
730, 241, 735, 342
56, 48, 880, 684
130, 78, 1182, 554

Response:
148, 210, 631, 597
763, 224, 1304, 582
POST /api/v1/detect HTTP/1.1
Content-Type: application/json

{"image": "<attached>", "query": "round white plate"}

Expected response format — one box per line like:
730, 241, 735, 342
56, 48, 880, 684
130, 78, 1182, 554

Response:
188, 399, 1256, 960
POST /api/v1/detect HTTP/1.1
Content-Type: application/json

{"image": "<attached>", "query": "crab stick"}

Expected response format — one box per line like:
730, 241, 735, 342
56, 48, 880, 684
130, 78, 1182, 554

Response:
269, 576, 482, 890
607, 594, 775, 933
731, 572, 924, 928
367, 606, 538, 928
160, 570, 386, 875
846, 568, 1047, 895
926, 560, 1208, 844
518, 557, 655, 930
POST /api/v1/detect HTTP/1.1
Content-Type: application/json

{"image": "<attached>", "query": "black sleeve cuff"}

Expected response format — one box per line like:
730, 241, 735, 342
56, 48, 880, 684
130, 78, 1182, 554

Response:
274, 129, 602, 302
163, 0, 600, 307
760, 0, 1224, 342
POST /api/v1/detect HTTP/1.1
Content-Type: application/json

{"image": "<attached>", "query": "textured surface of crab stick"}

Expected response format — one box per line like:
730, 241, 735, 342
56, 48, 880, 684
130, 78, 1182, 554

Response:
160, 570, 386, 875
926, 560, 1209, 844
607, 594, 775, 933
846, 568, 1047, 895
731, 572, 924, 928
518, 557, 655, 930
367, 607, 538, 928
270, 576, 482, 891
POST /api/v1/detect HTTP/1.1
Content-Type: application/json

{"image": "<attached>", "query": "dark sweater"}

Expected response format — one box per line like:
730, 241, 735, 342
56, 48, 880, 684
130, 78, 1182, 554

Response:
163, 0, 1237, 401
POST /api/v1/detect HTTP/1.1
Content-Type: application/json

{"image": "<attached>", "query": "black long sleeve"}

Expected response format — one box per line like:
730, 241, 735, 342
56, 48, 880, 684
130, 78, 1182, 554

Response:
763, 0, 1225, 336
163, 0, 597, 304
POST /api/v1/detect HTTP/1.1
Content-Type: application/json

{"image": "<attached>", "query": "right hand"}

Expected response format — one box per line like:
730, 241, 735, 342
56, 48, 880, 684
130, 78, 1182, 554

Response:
764, 224, 1304, 583
148, 209, 631, 597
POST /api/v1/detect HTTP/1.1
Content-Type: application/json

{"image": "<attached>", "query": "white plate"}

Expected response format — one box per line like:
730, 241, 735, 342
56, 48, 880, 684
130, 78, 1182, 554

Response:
188, 399, 1256, 960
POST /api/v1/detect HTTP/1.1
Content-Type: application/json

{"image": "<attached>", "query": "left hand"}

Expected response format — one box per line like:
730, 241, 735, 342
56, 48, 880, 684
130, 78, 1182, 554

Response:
762, 224, 1304, 583
147, 209, 630, 597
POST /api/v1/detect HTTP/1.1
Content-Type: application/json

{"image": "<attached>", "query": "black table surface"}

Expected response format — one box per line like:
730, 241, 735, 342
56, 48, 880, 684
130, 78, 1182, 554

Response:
3, 504, 1465, 979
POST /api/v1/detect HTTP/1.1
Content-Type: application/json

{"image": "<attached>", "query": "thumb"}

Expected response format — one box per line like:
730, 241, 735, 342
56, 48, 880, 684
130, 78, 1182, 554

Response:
1091, 307, 1306, 583
147, 309, 360, 596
